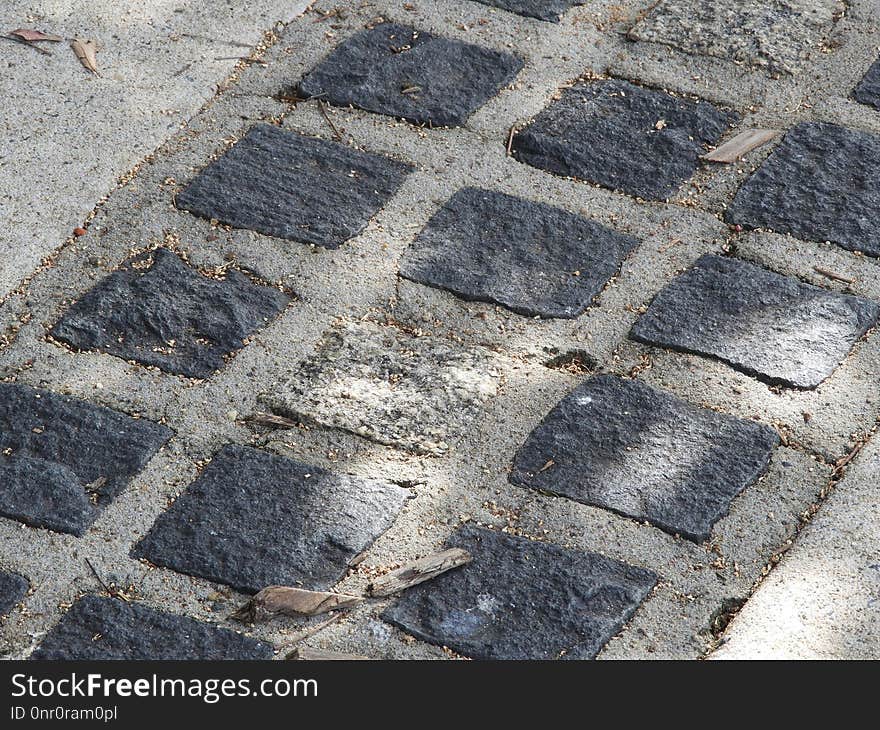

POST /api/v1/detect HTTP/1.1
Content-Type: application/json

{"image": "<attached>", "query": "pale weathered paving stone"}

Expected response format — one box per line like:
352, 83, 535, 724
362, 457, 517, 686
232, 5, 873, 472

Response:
631, 254, 879, 388
853, 58, 880, 110
512, 79, 736, 200
629, 0, 842, 75
726, 123, 880, 258
0, 573, 29, 617
509, 374, 779, 542
260, 321, 501, 455
383, 525, 656, 659
31, 595, 273, 660
134, 444, 409, 594
399, 187, 639, 319
177, 124, 413, 248
471, 1, 584, 23
297, 23, 522, 127
50, 248, 289, 379
0, 383, 171, 536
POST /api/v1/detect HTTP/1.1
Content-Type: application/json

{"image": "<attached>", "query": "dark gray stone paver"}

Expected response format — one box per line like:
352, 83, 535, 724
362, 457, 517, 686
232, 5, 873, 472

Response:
133, 444, 409, 594
297, 23, 522, 127
509, 374, 779, 542
853, 58, 880, 110
50, 248, 289, 379
383, 525, 656, 659
0, 573, 29, 617
176, 124, 413, 248
629, 0, 841, 76
631, 254, 879, 388
31, 595, 273, 660
512, 79, 736, 200
0, 383, 171, 536
471, 1, 584, 23
399, 187, 639, 319
726, 122, 880, 258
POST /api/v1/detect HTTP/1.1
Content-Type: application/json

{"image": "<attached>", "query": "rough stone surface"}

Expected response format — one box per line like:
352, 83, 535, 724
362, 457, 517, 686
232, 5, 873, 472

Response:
134, 444, 409, 594
470, 1, 584, 23
512, 79, 736, 200
383, 525, 657, 659
177, 124, 413, 248
853, 58, 880, 110
297, 23, 523, 127
399, 187, 639, 318
50, 248, 289, 379
631, 254, 879, 388
509, 375, 780, 542
0, 383, 171, 536
629, 0, 842, 75
31, 595, 273, 660
0, 573, 29, 618
726, 122, 880, 258
260, 321, 501, 455
713, 438, 880, 659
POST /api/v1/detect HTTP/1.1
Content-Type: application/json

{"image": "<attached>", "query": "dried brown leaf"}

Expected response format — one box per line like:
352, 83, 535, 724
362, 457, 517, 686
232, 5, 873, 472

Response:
10, 28, 63, 42
70, 38, 98, 74
231, 586, 362, 622
367, 548, 472, 597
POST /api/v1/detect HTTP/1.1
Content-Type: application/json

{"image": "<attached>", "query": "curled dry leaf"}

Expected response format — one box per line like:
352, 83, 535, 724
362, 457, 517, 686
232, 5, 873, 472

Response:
10, 28, 63, 42
231, 586, 363, 623
367, 548, 472, 597
70, 38, 98, 74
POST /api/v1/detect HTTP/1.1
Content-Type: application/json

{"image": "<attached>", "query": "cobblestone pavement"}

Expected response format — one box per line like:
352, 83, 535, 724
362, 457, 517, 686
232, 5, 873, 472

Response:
0, 0, 312, 299
1, 0, 879, 660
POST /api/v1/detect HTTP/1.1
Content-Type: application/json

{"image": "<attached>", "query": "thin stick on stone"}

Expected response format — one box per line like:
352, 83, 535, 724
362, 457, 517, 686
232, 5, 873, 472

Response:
282, 613, 346, 658
701, 128, 778, 162
318, 101, 343, 141
242, 411, 299, 428
231, 586, 363, 623
291, 647, 370, 660
813, 266, 854, 284
367, 548, 472, 597
506, 125, 517, 156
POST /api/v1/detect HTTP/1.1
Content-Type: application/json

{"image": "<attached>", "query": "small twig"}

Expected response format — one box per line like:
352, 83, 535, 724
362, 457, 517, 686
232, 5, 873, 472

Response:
2, 34, 52, 56
318, 101, 343, 141
180, 33, 251, 48
506, 125, 517, 156
832, 436, 868, 476
291, 647, 369, 660
282, 613, 345, 658
214, 56, 268, 66
242, 412, 299, 429
658, 237, 683, 253
814, 266, 854, 284
84, 558, 126, 600
314, 8, 341, 23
